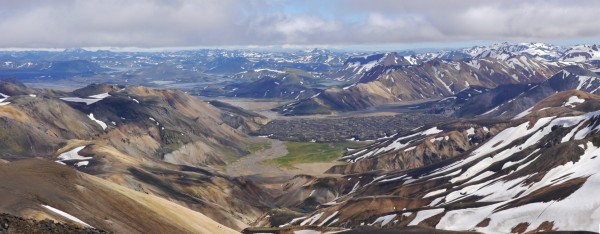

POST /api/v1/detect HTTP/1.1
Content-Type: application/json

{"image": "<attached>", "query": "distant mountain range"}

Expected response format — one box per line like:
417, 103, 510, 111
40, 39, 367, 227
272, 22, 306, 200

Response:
444, 65, 600, 118
280, 43, 600, 116
2, 42, 600, 119
0, 48, 349, 82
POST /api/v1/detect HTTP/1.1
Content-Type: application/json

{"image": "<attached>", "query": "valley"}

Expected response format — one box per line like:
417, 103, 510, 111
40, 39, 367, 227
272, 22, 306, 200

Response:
6, 1, 600, 233
1, 41, 600, 234
225, 138, 289, 177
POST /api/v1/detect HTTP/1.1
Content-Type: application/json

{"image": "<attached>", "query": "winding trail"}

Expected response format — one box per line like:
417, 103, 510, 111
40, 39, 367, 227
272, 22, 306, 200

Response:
225, 139, 289, 177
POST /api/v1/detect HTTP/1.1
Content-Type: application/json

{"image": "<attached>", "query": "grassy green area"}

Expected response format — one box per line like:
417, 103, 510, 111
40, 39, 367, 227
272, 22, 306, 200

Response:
266, 141, 366, 168
243, 142, 271, 154
288, 101, 332, 115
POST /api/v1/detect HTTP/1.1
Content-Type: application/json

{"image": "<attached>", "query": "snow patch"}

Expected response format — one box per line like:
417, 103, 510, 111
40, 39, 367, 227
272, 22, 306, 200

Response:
513, 107, 533, 120
0, 92, 10, 105
300, 212, 324, 226
370, 214, 397, 227
88, 113, 107, 130
564, 96, 585, 108
466, 127, 475, 136
254, 68, 285, 74
424, 189, 447, 198
409, 209, 444, 226
57, 146, 92, 161
42, 205, 92, 228
60, 93, 111, 105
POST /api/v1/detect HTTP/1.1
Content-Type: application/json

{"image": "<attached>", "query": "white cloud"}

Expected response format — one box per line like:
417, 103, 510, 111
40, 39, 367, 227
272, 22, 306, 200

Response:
0, 0, 249, 47
354, 13, 443, 42
0, 0, 599, 48
252, 14, 340, 43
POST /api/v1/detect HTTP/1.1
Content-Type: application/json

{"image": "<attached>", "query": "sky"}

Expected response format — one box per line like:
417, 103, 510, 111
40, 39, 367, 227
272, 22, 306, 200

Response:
1, 0, 600, 50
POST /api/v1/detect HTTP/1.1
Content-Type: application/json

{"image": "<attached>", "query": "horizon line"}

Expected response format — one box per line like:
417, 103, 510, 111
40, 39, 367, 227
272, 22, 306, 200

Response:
0, 40, 597, 53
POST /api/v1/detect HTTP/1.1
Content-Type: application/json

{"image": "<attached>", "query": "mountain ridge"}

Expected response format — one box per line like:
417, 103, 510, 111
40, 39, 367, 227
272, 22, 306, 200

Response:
271, 90, 600, 233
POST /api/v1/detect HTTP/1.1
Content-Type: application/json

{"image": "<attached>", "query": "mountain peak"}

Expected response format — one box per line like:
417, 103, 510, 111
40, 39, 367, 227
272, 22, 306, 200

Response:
63, 48, 89, 53
0, 78, 36, 96
71, 83, 123, 97
561, 44, 600, 62
514, 90, 600, 120
545, 66, 600, 93
555, 65, 597, 77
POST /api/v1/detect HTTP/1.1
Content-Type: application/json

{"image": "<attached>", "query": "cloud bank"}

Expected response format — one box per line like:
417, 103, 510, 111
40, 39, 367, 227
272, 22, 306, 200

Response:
1, 0, 599, 48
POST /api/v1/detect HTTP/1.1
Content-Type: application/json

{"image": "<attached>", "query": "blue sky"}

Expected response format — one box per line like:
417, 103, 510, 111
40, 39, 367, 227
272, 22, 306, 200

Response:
1, 0, 599, 50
